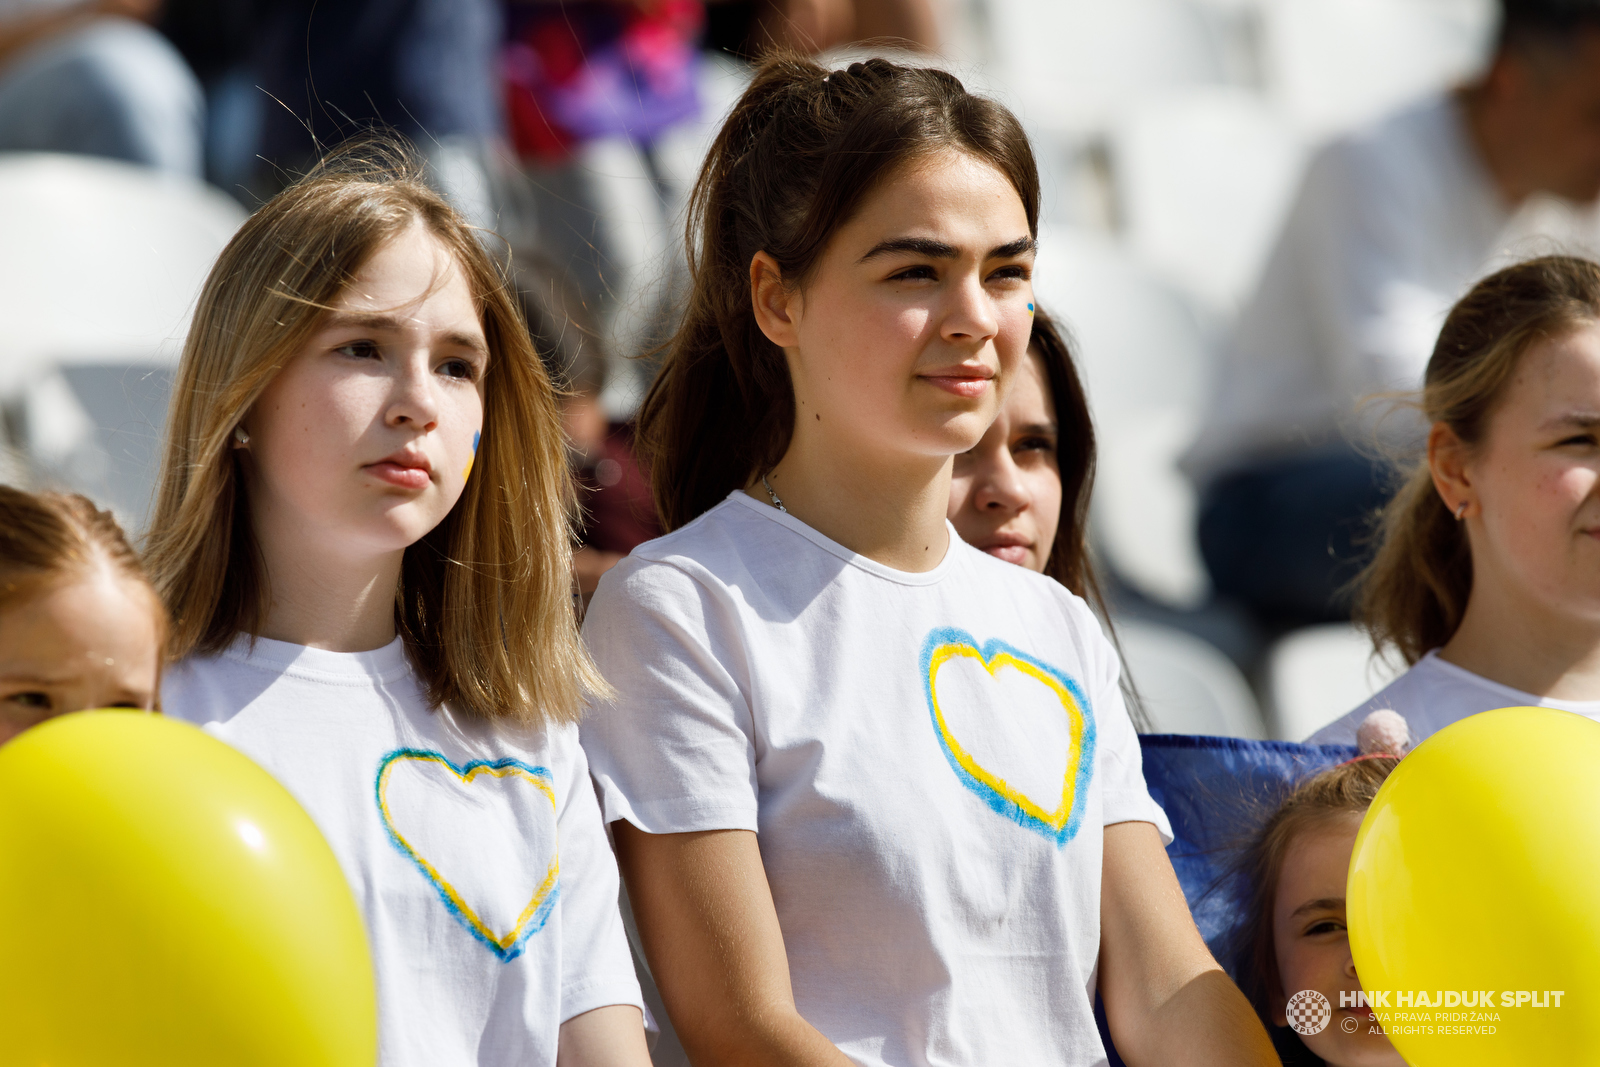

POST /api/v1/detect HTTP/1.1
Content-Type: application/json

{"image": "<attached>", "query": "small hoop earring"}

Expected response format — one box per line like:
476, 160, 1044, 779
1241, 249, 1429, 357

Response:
1455, 501, 1468, 520
232, 425, 250, 448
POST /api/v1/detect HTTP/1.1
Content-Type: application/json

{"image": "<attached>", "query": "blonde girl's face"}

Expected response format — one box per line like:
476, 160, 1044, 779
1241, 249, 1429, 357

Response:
948, 349, 1062, 571
771, 149, 1035, 463
0, 568, 160, 745
1270, 813, 1404, 1067
1451, 322, 1600, 616
241, 221, 487, 561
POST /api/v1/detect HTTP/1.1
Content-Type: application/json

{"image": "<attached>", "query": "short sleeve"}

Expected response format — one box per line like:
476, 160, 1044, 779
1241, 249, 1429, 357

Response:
1070, 600, 1174, 844
551, 724, 645, 1023
579, 556, 761, 834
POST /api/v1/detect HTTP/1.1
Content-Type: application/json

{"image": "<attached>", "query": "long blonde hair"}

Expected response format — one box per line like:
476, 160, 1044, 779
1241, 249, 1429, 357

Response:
1359, 255, 1600, 663
144, 142, 603, 725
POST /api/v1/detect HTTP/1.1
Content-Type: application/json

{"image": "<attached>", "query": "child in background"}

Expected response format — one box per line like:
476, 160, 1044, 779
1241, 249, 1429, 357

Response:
1315, 256, 1600, 745
143, 144, 649, 1067
0, 486, 164, 743
1228, 712, 1411, 1067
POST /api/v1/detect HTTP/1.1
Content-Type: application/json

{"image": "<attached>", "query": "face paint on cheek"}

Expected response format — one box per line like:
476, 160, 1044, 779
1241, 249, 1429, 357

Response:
462, 430, 480, 482
1027, 302, 1035, 315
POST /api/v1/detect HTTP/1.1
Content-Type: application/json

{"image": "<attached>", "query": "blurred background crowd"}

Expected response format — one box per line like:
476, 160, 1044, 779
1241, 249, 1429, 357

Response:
1, 0, 1597, 745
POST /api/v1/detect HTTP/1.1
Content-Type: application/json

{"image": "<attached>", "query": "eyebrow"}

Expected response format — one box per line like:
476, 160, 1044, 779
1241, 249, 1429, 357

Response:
1015, 421, 1058, 436
1291, 897, 1345, 918
1540, 411, 1600, 432
0, 672, 77, 686
857, 235, 1037, 263
322, 312, 489, 357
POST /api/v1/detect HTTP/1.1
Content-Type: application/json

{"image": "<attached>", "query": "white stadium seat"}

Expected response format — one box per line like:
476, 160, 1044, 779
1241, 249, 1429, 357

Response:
1264, 623, 1405, 740
1032, 227, 1216, 609
1111, 87, 1308, 313
0, 153, 246, 525
1118, 619, 1267, 737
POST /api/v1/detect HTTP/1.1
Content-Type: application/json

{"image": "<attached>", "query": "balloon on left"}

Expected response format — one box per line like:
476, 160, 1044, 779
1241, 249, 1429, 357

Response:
0, 710, 376, 1066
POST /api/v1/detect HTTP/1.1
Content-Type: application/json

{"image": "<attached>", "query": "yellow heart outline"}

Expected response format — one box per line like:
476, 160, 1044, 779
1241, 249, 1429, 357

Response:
921, 627, 1097, 845
375, 748, 559, 962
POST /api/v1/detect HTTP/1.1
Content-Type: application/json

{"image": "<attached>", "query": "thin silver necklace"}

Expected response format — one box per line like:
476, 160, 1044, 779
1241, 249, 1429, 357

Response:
761, 473, 787, 513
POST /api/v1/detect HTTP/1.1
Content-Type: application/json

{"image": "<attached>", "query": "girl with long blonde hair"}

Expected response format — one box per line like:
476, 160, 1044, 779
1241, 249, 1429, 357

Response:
145, 144, 649, 1066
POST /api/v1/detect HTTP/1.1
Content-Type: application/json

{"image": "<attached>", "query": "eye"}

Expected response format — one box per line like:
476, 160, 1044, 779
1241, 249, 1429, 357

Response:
438, 357, 478, 382
889, 264, 938, 281
1557, 433, 1597, 448
1014, 434, 1056, 455
335, 339, 381, 360
6, 691, 52, 710
987, 264, 1031, 283
1305, 919, 1346, 936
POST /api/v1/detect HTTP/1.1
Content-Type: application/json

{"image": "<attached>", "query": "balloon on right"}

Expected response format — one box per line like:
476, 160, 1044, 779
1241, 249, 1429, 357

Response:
1348, 706, 1600, 1066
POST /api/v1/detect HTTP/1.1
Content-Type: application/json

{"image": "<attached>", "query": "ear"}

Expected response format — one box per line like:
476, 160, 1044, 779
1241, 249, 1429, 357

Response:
1428, 421, 1475, 519
750, 251, 801, 349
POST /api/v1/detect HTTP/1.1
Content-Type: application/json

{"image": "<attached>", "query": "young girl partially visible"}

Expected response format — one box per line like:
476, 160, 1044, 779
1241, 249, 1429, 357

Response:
144, 148, 649, 1067
0, 487, 164, 743
1314, 256, 1600, 745
1229, 715, 1410, 1067
579, 56, 1275, 1066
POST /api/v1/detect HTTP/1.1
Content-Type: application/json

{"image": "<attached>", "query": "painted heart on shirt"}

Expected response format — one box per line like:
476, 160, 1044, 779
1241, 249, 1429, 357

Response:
920, 627, 1097, 846
375, 749, 560, 962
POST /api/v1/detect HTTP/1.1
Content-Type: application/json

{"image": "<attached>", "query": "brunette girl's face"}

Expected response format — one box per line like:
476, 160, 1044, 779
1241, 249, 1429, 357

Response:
0, 568, 160, 745
1440, 322, 1600, 617
241, 221, 487, 560
948, 349, 1061, 570
1271, 812, 1404, 1067
757, 149, 1035, 463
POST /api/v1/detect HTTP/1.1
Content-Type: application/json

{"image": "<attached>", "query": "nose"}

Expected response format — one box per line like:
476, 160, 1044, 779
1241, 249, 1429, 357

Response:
1345, 956, 1359, 980
973, 446, 1030, 516
940, 269, 999, 347
385, 351, 441, 432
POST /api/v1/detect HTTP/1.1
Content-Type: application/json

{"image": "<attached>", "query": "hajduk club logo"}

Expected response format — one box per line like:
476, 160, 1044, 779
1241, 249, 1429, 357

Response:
1287, 989, 1333, 1035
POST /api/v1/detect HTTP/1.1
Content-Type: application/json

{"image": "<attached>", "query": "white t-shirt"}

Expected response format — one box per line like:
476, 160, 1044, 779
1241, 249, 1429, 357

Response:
162, 636, 642, 1067
579, 490, 1171, 1067
1309, 648, 1600, 746
1184, 92, 1600, 485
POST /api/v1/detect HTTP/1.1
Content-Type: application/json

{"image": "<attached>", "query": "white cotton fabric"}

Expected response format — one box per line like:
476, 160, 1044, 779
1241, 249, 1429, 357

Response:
1184, 91, 1600, 485
1309, 648, 1600, 746
580, 490, 1171, 1067
162, 636, 642, 1067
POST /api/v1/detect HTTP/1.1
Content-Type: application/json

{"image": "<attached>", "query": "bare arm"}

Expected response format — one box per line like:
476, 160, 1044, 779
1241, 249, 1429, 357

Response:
556, 1004, 651, 1067
1099, 821, 1278, 1067
613, 824, 855, 1067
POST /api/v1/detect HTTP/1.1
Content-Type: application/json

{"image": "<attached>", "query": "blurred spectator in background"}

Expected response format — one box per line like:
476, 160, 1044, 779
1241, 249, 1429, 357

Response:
1185, 0, 1600, 629
0, 0, 201, 175
516, 247, 661, 596
704, 0, 937, 57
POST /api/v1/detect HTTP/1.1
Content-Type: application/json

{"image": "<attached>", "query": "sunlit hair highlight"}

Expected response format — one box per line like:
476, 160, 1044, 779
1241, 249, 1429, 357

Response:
143, 139, 603, 725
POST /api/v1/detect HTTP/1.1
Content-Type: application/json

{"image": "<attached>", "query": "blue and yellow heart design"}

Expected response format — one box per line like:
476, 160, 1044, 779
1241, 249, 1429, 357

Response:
375, 748, 559, 962
920, 627, 1096, 846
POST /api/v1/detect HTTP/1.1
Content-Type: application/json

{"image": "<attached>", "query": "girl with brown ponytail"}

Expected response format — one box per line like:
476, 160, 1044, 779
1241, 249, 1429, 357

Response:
579, 54, 1275, 1067
1312, 255, 1600, 745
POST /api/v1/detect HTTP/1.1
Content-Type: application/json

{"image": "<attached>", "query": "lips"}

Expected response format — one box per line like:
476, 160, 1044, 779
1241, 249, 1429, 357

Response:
919, 363, 995, 399
978, 532, 1032, 566
365, 452, 432, 490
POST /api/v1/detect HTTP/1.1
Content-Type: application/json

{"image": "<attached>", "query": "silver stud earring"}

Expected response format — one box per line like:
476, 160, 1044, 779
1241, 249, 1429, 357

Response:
233, 425, 250, 447
1455, 501, 1468, 520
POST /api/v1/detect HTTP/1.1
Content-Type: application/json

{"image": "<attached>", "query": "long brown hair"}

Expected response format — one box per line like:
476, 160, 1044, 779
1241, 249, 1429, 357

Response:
1029, 307, 1098, 601
637, 53, 1040, 531
1358, 255, 1600, 663
0, 486, 165, 635
143, 140, 604, 726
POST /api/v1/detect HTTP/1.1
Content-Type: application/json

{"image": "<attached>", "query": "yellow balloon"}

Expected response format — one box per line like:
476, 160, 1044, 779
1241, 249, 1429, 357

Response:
0, 711, 375, 1066
1348, 706, 1600, 1066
